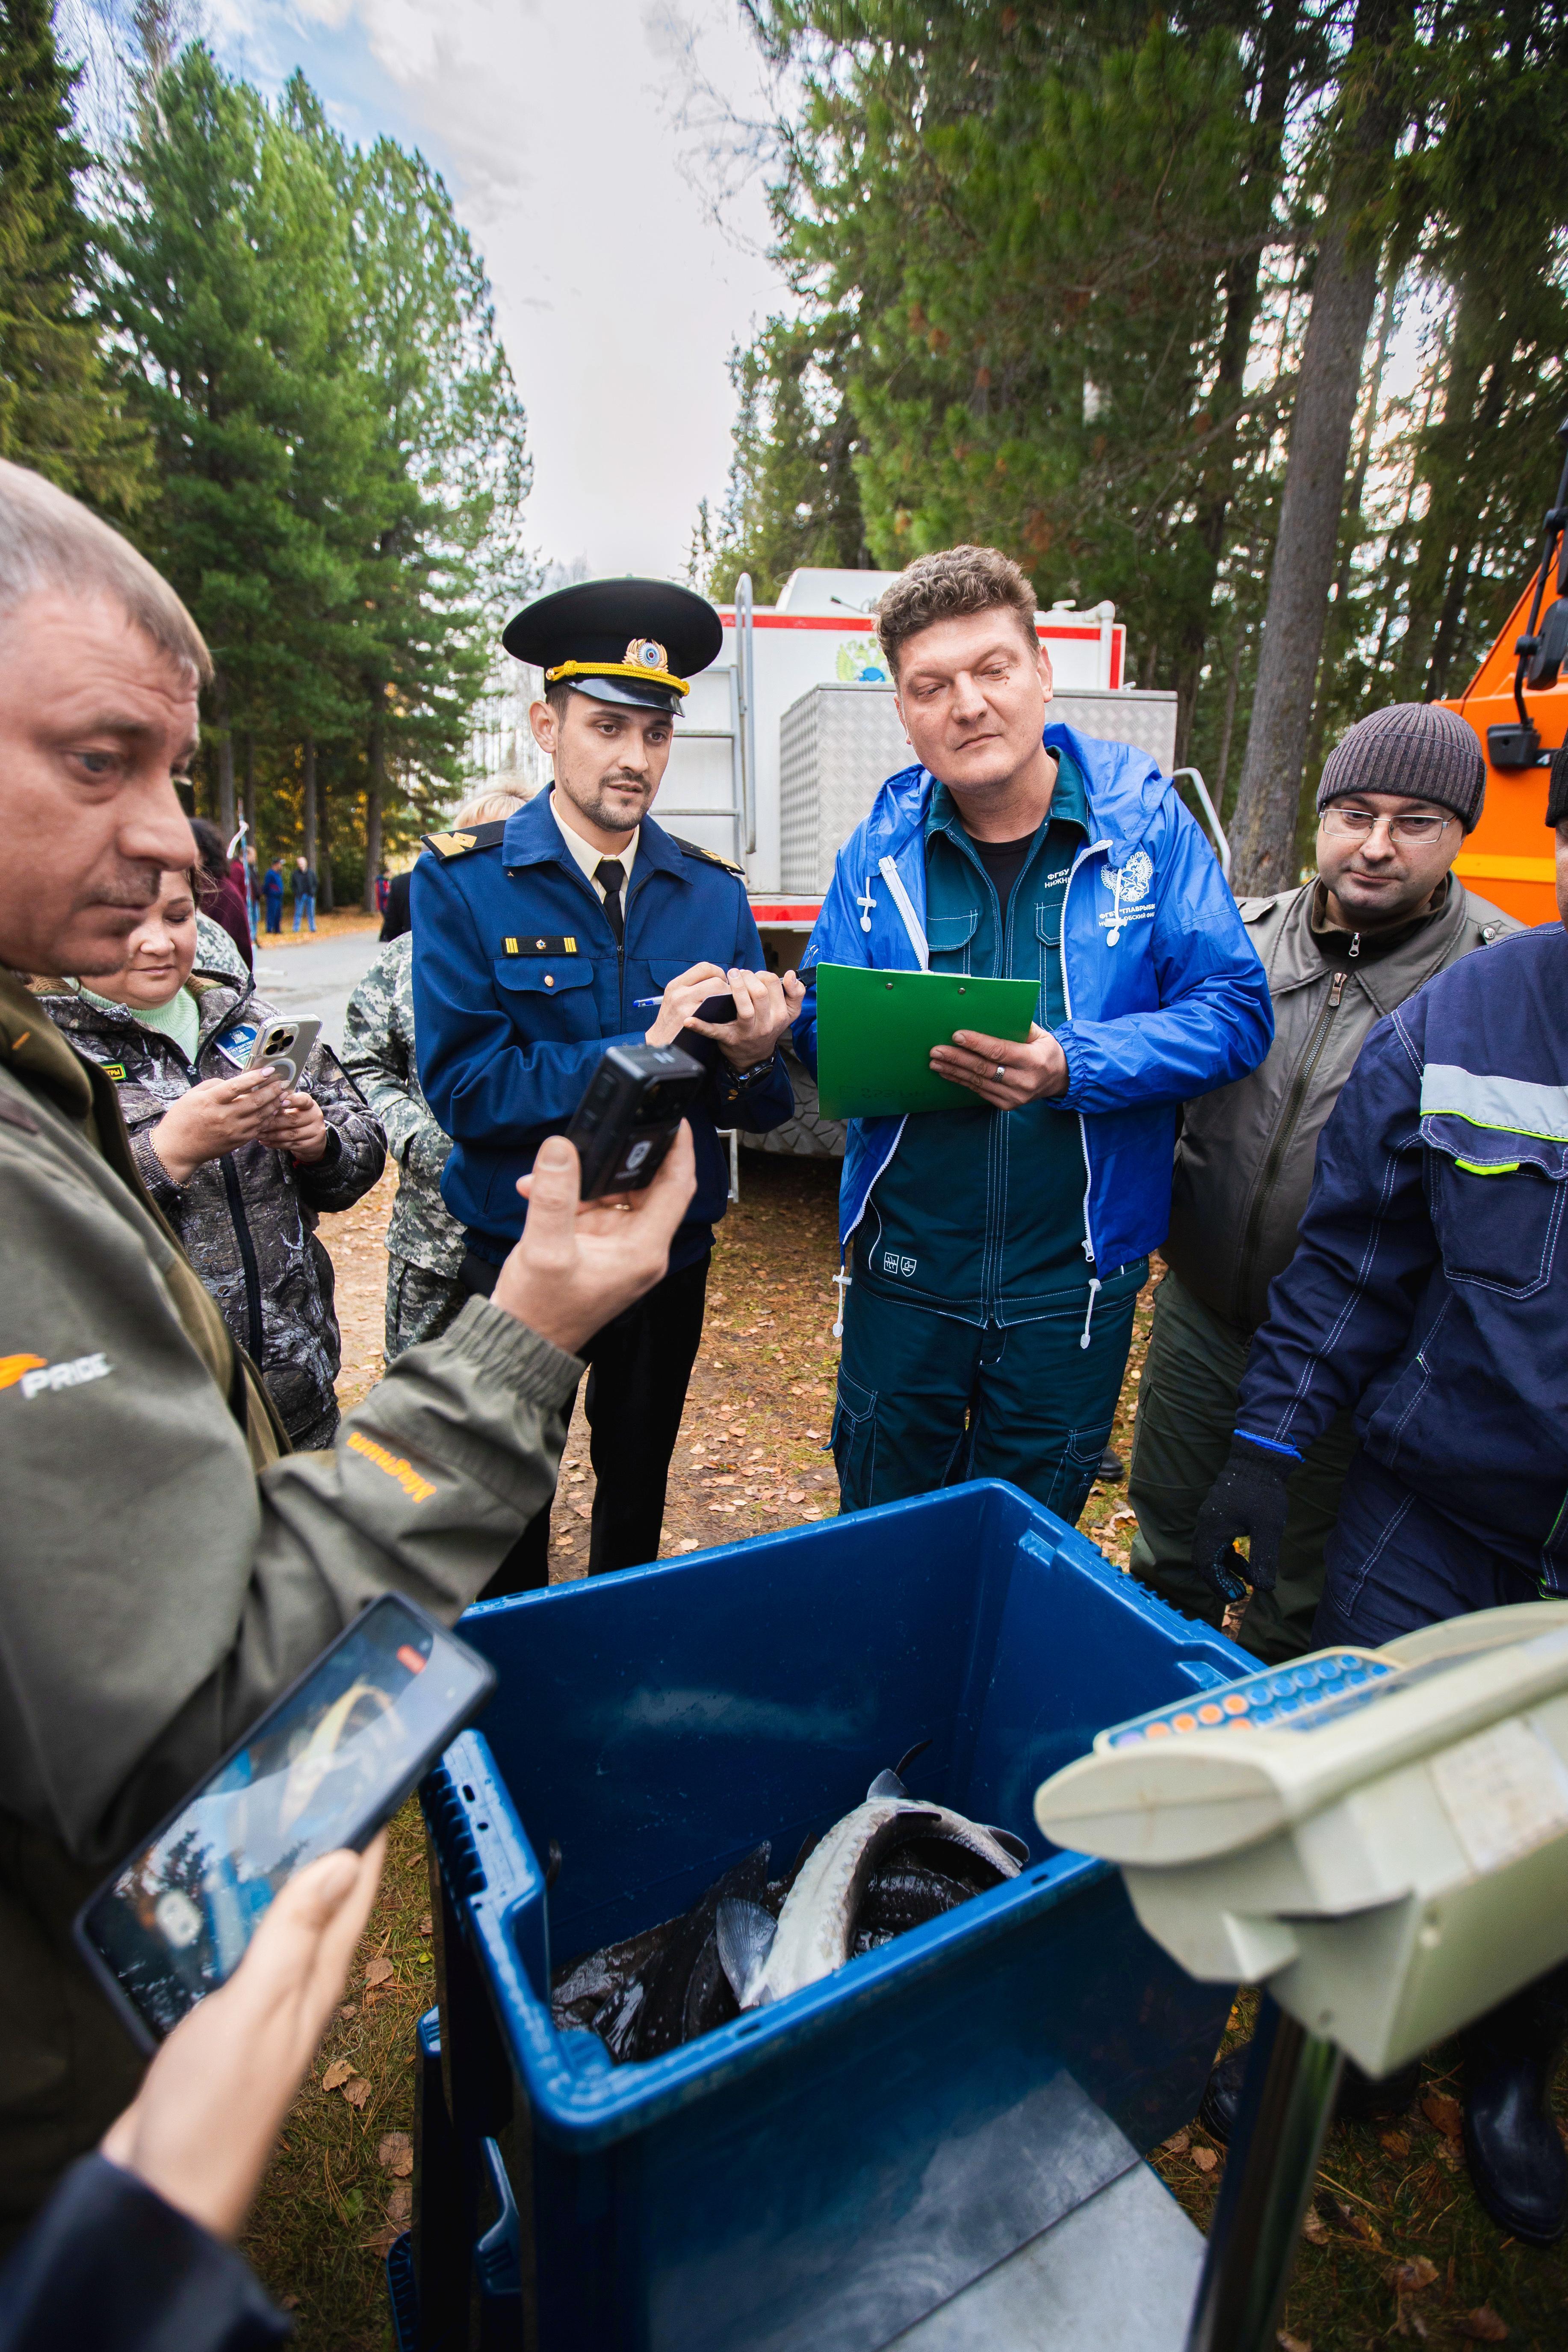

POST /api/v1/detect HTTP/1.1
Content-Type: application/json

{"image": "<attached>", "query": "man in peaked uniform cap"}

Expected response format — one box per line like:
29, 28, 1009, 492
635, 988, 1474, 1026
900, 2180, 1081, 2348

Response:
413, 577, 802, 1589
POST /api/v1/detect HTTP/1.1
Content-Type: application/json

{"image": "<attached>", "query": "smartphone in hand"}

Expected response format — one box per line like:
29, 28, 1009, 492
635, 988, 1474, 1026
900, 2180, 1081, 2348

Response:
246, 1016, 321, 1089
75, 1595, 495, 2048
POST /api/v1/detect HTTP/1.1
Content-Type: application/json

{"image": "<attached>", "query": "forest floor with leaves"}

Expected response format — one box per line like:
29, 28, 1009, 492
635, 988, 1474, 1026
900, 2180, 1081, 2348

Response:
248, 1154, 1568, 2350
253, 907, 381, 950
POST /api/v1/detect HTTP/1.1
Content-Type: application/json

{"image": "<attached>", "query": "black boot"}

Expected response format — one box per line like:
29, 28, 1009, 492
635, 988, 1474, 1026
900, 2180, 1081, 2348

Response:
1096, 1447, 1125, 1483
1199, 2040, 1420, 2146
1462, 1973, 1568, 2248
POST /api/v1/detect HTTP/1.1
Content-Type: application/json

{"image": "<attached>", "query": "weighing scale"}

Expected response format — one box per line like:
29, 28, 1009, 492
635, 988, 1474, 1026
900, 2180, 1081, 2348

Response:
1019, 1600, 1568, 2352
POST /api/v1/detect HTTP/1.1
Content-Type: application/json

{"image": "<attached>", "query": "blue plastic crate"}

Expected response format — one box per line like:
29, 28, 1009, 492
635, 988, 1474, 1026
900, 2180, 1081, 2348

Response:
415, 1480, 1244, 2352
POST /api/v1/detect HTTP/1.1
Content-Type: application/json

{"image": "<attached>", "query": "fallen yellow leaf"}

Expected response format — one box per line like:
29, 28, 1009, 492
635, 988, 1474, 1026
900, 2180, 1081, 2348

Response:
343, 2076, 371, 2109
364, 1957, 394, 1988
321, 2058, 354, 2092
378, 2132, 413, 2176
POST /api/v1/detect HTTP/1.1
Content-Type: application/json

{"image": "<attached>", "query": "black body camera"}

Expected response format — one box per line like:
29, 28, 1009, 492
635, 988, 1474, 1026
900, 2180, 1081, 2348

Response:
565, 1042, 705, 1200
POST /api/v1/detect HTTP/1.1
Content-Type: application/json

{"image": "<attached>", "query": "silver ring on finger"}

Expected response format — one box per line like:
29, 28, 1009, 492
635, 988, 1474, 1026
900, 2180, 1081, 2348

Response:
995, 1065, 1005, 1082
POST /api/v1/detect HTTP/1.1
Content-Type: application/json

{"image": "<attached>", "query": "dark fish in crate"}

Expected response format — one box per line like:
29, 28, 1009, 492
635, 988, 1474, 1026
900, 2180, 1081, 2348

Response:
549, 1845, 777, 2062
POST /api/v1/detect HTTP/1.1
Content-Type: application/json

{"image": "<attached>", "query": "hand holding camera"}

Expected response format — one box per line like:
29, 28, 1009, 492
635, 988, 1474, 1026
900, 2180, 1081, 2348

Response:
493, 1121, 697, 1358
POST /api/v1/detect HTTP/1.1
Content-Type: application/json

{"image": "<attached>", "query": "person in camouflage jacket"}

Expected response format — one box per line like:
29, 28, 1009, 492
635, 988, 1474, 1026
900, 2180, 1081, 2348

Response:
342, 930, 466, 1359
42, 928, 386, 1449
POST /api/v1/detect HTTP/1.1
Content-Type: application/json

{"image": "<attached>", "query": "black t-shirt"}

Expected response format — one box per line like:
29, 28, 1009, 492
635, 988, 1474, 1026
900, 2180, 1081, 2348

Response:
965, 830, 1039, 913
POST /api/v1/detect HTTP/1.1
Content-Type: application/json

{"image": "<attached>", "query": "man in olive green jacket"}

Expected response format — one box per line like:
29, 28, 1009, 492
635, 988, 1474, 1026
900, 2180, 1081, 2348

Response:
1128, 704, 1517, 1661
0, 459, 695, 2243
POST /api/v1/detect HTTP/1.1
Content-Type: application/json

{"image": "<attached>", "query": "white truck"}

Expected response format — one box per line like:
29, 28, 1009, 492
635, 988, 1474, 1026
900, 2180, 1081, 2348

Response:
658, 568, 1220, 1156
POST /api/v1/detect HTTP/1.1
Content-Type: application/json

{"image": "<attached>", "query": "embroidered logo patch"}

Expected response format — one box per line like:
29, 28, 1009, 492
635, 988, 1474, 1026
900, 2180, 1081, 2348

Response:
1103, 848, 1154, 905
882, 1253, 918, 1279
1099, 847, 1156, 943
347, 1428, 437, 1502
101, 1062, 127, 1082
0, 1350, 112, 1400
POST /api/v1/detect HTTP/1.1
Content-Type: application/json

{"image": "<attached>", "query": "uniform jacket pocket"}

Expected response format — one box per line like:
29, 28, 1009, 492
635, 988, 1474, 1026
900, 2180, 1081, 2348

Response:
1423, 1126, 1568, 1299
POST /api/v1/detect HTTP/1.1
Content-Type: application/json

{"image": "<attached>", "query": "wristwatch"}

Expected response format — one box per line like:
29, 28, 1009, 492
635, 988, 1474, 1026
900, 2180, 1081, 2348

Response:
726, 1055, 776, 1086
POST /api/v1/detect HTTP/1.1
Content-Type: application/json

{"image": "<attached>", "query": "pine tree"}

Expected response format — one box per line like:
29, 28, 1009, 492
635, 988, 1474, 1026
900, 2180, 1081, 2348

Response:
702, 320, 869, 600
0, 0, 147, 505
1223, 0, 1414, 894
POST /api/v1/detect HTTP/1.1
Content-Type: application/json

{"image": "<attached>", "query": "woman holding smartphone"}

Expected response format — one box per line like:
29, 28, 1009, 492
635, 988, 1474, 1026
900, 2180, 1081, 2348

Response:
43, 862, 385, 1449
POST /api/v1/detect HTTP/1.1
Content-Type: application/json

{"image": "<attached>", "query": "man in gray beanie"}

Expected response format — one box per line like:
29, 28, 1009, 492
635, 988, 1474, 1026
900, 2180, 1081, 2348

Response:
1128, 700, 1519, 1668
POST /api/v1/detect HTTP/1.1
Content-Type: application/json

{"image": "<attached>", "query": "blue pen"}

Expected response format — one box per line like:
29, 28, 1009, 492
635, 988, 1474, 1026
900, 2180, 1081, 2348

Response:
632, 996, 664, 1009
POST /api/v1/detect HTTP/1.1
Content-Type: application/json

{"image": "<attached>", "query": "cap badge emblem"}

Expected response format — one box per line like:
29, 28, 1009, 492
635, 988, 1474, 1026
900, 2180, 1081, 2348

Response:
625, 637, 668, 672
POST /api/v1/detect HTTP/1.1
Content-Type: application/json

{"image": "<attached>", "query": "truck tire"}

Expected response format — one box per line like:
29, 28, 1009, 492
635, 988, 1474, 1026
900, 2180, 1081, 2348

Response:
739, 1043, 846, 1160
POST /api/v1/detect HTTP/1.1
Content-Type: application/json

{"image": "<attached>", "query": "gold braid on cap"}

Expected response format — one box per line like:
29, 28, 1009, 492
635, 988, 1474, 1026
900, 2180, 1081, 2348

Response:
545, 636, 689, 697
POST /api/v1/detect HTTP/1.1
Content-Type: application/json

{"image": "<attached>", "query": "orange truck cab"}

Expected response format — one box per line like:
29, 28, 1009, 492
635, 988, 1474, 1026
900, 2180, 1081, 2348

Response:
1438, 424, 1568, 928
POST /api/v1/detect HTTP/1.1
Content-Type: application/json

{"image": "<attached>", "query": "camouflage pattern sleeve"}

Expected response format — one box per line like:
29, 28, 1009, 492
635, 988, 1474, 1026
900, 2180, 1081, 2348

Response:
342, 935, 465, 1277
343, 938, 442, 1177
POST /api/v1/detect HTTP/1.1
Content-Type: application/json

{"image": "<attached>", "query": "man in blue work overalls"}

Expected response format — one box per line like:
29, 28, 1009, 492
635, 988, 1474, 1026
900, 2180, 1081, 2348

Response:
414, 578, 800, 1590
794, 545, 1273, 1526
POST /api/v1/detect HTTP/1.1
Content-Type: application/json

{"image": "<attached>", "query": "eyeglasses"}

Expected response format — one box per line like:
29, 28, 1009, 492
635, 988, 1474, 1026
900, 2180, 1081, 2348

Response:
1320, 806, 1454, 845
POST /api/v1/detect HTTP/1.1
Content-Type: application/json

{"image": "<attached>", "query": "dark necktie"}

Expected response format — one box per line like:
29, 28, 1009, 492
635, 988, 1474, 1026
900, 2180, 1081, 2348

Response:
594, 858, 626, 945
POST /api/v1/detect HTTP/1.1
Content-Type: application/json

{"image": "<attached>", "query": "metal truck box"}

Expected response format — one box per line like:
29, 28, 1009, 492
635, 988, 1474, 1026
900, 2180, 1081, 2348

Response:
778, 685, 1180, 897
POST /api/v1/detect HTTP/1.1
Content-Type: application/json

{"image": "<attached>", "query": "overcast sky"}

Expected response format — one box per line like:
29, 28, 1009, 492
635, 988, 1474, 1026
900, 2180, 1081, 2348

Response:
199, 0, 788, 579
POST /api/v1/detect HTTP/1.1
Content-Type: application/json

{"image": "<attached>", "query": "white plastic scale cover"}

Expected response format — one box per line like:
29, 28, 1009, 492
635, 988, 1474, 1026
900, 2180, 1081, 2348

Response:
1034, 1601, 1568, 2079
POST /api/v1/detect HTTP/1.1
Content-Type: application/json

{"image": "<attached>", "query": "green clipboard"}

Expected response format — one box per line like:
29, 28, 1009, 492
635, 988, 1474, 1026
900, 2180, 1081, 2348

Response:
814, 962, 1040, 1120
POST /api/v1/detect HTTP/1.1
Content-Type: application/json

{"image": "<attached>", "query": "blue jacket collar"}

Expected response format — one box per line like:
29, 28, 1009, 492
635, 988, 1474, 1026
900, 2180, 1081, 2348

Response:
501, 789, 691, 881
865, 723, 1166, 872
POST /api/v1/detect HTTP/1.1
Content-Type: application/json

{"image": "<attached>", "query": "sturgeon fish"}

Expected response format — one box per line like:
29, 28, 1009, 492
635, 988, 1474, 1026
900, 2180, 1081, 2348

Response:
717, 1758, 1026, 2011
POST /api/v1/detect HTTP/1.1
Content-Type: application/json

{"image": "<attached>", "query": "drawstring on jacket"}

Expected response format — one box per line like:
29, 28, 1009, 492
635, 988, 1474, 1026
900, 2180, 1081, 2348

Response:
1078, 1276, 1101, 1350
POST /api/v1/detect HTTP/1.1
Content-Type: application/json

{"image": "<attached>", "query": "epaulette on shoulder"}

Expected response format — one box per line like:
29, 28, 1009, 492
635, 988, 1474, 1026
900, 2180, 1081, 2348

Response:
421, 819, 509, 860
670, 834, 746, 880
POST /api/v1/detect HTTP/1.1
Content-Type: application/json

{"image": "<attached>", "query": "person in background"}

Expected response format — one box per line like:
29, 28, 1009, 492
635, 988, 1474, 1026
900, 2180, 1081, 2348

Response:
190, 817, 253, 975
291, 852, 317, 934
1187, 751, 1568, 2246
1128, 704, 1518, 1662
41, 863, 386, 1449
344, 789, 531, 1365
0, 454, 697, 2233
793, 545, 1272, 1529
262, 858, 283, 933
379, 863, 413, 942
0, 1842, 384, 2352
243, 844, 261, 934
375, 869, 390, 919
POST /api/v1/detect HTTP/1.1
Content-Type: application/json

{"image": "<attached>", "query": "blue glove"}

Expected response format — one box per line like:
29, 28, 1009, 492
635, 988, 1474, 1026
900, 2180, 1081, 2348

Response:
1191, 1436, 1293, 1602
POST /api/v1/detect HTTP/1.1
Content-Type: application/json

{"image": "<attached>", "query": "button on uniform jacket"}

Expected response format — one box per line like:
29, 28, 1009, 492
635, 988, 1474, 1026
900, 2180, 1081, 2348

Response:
794, 723, 1274, 1272
1234, 925, 1568, 1586
412, 793, 794, 1268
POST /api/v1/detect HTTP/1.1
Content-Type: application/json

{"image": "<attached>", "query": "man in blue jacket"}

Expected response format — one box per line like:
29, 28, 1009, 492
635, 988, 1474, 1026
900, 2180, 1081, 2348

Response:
415, 579, 800, 1587
794, 545, 1273, 1525
1190, 750, 1568, 2245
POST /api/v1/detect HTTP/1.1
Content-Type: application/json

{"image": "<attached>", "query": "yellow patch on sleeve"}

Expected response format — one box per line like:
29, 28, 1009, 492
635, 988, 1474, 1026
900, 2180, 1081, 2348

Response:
346, 1428, 437, 1503
0, 1353, 47, 1391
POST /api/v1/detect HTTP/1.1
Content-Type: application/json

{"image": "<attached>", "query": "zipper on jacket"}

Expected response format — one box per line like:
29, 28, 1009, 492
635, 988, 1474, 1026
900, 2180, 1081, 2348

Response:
1235, 967, 1348, 1321
220, 1152, 266, 1362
